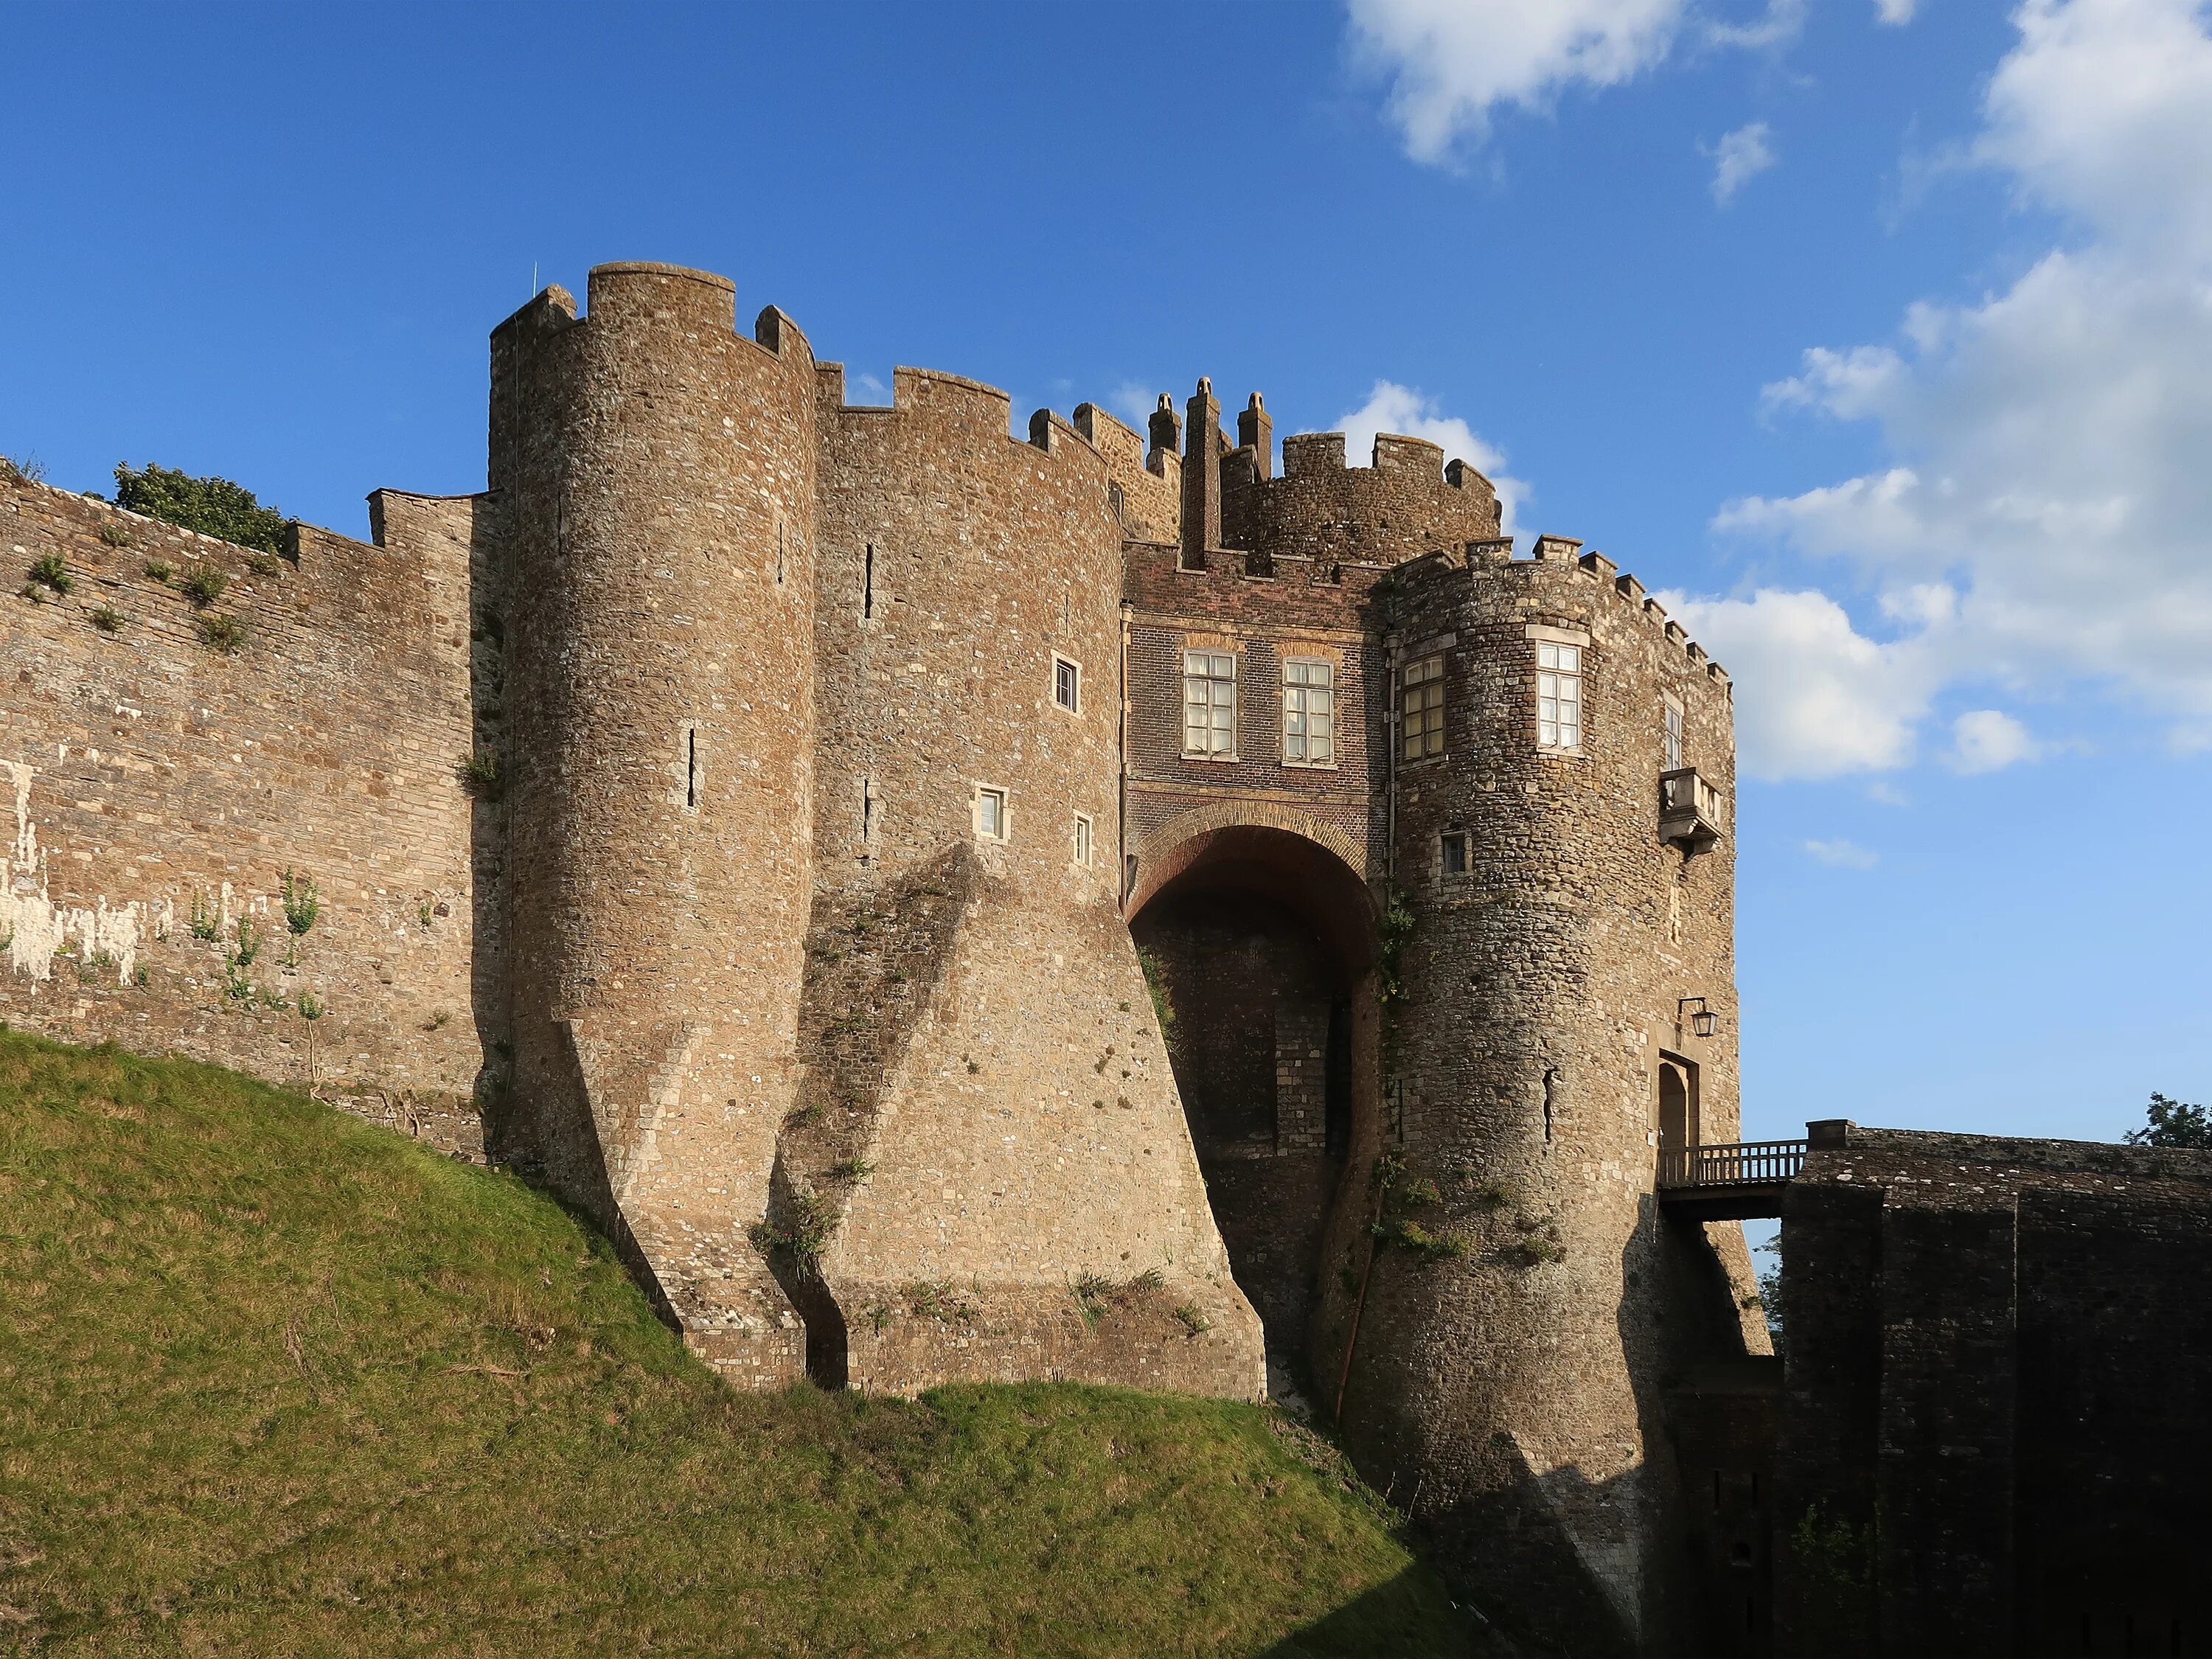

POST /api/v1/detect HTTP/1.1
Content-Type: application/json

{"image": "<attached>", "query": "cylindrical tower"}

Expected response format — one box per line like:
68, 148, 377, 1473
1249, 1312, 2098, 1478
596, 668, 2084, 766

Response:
490, 262, 820, 1383
1313, 538, 1756, 1653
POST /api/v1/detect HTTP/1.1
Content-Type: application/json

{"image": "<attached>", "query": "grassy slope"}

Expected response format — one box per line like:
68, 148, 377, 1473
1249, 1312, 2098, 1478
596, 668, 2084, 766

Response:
0, 1032, 1478, 1657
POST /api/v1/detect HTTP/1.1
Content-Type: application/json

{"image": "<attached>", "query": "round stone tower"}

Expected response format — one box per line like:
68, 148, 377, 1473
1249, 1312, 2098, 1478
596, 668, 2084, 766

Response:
1310, 536, 1758, 1654
489, 262, 821, 1382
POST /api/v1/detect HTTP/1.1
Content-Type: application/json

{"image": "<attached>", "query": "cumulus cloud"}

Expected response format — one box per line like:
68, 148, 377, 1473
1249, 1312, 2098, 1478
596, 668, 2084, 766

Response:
1947, 709, 2041, 772
1804, 838, 1879, 869
1657, 588, 1938, 779
1706, 121, 1778, 203
1335, 380, 1531, 535
1708, 0, 2212, 773
1875, 0, 1919, 22
1346, 0, 1806, 161
1346, 0, 1693, 160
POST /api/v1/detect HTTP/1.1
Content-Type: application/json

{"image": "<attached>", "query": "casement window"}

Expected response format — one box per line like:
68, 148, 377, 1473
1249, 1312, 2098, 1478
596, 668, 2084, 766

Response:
1183, 650, 1237, 758
1440, 831, 1470, 877
1054, 655, 1081, 715
1281, 658, 1335, 767
1664, 694, 1684, 771
1072, 813, 1093, 867
1537, 641, 1583, 751
1402, 655, 1445, 762
974, 786, 1009, 842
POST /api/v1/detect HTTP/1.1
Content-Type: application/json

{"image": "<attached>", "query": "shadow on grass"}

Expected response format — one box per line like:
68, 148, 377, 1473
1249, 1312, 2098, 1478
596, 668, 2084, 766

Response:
1256, 1564, 1511, 1658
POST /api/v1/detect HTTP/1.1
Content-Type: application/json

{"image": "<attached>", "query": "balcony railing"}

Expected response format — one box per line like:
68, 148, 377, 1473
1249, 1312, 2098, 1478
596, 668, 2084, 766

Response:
1656, 1139, 1806, 1189
1660, 766, 1725, 851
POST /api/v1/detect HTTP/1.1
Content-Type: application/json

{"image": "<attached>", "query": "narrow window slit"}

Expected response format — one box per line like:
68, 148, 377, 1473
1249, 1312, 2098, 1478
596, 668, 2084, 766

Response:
863, 543, 874, 619
686, 728, 698, 809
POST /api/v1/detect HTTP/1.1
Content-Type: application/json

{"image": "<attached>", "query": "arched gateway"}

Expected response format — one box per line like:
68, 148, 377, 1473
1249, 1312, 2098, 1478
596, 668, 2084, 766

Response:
1125, 806, 1382, 1389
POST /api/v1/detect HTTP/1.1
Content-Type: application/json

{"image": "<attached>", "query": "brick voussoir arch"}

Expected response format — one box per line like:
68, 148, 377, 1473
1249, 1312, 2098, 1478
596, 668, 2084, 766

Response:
1126, 799, 1374, 932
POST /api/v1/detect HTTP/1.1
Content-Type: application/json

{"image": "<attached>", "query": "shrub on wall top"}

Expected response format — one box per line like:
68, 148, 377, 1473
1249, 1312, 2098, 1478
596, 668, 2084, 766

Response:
114, 462, 290, 556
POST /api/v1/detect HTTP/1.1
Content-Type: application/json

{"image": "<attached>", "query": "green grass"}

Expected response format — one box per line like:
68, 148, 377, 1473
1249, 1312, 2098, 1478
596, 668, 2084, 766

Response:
0, 1032, 1479, 1657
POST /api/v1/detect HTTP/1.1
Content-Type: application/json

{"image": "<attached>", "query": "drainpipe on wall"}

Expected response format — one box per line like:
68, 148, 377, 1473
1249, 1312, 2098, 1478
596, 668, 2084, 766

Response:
1119, 602, 1133, 910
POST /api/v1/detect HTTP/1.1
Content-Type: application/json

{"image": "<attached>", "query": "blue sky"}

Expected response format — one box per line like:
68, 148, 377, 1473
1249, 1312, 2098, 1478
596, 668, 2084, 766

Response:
4, 0, 2206, 1146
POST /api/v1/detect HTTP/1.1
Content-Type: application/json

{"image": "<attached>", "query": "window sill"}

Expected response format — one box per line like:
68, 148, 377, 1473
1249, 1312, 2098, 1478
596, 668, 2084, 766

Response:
1281, 759, 1340, 772
1180, 751, 1242, 764
1536, 745, 1587, 761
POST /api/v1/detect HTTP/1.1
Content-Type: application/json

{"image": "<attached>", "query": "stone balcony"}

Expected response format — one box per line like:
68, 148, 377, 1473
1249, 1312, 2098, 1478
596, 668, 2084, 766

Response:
1660, 766, 1725, 852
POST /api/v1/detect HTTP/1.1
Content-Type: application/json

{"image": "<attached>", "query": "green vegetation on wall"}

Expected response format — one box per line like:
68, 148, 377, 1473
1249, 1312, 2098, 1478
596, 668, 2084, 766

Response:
114, 462, 290, 555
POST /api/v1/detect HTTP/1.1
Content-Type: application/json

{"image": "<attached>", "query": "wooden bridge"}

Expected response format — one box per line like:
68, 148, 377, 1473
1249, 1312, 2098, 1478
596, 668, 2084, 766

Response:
1655, 1138, 1806, 1220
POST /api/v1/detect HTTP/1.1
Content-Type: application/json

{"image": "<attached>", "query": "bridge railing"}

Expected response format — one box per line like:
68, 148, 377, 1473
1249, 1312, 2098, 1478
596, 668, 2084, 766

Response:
1657, 1139, 1807, 1189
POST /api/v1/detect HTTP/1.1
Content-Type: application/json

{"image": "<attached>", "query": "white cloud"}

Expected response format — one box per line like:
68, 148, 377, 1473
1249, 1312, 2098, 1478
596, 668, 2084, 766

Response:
1108, 380, 1162, 433
1346, 0, 1693, 160
1658, 588, 1938, 779
1804, 838, 1880, 869
1707, 121, 1778, 203
1875, 0, 1919, 23
1335, 380, 1531, 535
1346, 0, 1805, 161
1946, 709, 2042, 772
1708, 0, 2212, 773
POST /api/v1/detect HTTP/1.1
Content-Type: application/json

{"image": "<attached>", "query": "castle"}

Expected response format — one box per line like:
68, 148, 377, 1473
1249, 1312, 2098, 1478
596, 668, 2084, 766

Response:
11, 262, 2202, 1656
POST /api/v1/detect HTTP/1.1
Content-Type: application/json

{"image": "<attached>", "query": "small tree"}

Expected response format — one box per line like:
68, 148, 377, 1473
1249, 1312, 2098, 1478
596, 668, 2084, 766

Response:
114, 462, 289, 554
2125, 1092, 2212, 1149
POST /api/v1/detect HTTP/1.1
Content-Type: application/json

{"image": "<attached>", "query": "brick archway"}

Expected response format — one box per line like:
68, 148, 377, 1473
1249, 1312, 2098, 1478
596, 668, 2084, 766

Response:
1126, 801, 1375, 970
1124, 802, 1382, 1389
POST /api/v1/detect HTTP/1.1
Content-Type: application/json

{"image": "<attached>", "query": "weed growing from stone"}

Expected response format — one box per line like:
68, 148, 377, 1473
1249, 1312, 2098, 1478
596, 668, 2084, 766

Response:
456, 747, 503, 802
88, 605, 123, 633
198, 612, 248, 653
27, 554, 71, 596
178, 568, 227, 608
280, 868, 319, 936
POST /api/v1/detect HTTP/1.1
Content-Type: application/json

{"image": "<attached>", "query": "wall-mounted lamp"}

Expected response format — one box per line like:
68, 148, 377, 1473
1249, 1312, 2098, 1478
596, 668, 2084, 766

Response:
1678, 997, 1719, 1039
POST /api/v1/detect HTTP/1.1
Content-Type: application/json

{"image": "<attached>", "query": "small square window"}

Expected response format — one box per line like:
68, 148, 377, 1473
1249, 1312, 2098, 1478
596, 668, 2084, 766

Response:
975, 786, 1008, 842
1073, 813, 1093, 866
1054, 655, 1081, 714
1441, 832, 1469, 877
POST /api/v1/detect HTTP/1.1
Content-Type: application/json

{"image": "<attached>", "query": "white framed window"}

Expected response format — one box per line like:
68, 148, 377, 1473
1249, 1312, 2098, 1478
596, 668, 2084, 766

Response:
1183, 649, 1237, 758
1440, 831, 1470, 877
974, 785, 1009, 842
1402, 655, 1444, 762
1663, 694, 1683, 771
1281, 658, 1336, 767
1072, 813, 1093, 867
1537, 641, 1582, 751
1053, 654, 1081, 715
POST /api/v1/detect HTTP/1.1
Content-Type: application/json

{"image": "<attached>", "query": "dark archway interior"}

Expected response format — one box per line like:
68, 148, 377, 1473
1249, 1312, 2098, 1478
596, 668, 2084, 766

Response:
1127, 826, 1376, 1389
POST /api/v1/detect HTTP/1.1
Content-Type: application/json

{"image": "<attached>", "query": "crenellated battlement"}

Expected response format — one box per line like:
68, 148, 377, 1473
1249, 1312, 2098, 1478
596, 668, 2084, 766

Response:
1406, 529, 1729, 689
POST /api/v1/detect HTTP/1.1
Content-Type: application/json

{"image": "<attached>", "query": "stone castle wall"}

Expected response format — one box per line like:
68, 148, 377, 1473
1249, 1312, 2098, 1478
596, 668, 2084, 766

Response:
1775, 1124, 2212, 1658
1304, 535, 1758, 1653
0, 475, 492, 1154
490, 262, 823, 1382
1, 265, 1781, 1651
799, 362, 1262, 1397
